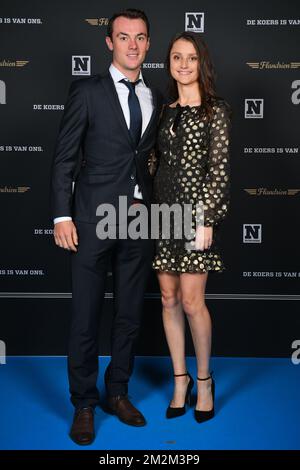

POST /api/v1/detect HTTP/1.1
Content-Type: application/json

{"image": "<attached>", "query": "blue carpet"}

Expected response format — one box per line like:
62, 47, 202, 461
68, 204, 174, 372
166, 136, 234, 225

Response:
0, 357, 299, 450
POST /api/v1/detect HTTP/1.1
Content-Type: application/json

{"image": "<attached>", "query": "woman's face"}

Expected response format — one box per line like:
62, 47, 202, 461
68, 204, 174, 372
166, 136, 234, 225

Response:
169, 38, 199, 86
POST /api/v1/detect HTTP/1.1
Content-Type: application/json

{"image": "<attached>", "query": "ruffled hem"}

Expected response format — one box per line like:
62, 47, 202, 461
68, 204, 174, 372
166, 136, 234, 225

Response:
152, 251, 225, 274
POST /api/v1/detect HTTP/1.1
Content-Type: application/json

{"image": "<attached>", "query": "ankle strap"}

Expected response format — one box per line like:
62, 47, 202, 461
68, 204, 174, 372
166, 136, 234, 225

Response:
174, 372, 188, 377
197, 372, 213, 381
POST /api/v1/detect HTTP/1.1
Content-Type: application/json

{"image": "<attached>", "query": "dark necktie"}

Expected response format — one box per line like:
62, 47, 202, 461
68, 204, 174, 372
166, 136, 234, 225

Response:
120, 78, 142, 146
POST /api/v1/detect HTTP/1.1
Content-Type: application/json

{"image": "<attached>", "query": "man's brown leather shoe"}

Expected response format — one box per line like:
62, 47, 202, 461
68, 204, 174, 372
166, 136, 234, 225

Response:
107, 395, 146, 426
69, 407, 95, 445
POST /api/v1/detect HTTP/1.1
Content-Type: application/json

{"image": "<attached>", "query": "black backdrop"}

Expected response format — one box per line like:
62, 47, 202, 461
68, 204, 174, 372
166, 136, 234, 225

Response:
0, 0, 299, 356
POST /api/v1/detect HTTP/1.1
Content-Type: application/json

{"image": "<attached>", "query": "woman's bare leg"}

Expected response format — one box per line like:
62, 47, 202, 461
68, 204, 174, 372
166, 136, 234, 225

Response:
157, 271, 190, 407
180, 272, 213, 411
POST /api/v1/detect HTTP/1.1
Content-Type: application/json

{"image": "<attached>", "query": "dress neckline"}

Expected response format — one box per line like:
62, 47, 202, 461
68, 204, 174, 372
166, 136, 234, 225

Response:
168, 103, 202, 110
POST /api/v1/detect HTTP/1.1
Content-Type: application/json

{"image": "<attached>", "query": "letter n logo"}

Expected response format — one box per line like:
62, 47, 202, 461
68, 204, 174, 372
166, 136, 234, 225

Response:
185, 12, 204, 32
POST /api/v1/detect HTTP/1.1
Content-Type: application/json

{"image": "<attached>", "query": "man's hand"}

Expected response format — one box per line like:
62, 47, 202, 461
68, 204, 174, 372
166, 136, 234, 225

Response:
54, 220, 78, 252
195, 225, 213, 251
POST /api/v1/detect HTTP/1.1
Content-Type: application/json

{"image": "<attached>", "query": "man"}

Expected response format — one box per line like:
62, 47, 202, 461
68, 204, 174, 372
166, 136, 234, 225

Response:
51, 9, 162, 445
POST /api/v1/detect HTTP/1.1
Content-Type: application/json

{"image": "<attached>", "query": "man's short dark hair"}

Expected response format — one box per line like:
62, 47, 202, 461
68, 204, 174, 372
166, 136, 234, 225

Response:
107, 8, 150, 40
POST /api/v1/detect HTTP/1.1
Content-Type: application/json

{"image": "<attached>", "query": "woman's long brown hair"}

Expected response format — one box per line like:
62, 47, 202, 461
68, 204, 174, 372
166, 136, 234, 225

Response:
166, 32, 218, 121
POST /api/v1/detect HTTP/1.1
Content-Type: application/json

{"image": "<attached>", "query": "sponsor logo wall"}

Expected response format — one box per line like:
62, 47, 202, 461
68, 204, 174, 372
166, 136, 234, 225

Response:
1, 1, 299, 292
0, 0, 299, 355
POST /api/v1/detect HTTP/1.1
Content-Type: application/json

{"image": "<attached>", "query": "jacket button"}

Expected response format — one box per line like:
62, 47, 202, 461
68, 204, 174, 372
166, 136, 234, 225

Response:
130, 175, 135, 180
135, 150, 138, 154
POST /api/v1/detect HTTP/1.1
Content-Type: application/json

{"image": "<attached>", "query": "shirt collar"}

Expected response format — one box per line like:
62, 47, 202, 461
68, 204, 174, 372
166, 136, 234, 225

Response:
109, 63, 145, 86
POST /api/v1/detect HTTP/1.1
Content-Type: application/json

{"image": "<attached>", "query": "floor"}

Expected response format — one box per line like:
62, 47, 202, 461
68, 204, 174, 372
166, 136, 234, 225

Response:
0, 356, 299, 450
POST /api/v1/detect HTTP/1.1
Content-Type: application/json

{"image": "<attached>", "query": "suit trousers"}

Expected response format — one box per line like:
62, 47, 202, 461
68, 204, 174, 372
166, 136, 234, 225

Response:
68, 218, 153, 409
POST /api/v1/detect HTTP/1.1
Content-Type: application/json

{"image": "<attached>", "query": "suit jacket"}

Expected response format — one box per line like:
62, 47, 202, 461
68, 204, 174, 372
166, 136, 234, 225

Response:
51, 72, 163, 223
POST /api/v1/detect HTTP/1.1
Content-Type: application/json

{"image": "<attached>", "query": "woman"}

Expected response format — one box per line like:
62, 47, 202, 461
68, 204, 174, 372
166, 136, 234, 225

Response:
153, 32, 231, 422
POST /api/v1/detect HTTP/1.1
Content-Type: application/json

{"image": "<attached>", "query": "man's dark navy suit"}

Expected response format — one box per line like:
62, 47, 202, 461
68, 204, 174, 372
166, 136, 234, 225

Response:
51, 72, 163, 408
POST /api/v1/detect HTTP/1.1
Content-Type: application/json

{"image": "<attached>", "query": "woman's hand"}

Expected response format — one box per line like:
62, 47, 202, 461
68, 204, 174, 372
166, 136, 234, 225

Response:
195, 225, 213, 251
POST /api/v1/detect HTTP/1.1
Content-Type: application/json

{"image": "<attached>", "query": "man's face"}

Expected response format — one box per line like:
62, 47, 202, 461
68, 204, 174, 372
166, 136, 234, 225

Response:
106, 17, 150, 74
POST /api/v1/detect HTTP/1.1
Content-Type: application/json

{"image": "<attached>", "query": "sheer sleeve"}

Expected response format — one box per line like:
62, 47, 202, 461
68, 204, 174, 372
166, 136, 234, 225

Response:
202, 100, 231, 227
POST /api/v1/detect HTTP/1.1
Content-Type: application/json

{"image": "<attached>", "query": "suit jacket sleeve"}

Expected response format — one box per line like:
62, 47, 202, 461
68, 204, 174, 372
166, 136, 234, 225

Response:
50, 80, 88, 219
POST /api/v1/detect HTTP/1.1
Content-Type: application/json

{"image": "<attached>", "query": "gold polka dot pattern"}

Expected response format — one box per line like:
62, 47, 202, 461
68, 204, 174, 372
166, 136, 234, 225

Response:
152, 98, 231, 274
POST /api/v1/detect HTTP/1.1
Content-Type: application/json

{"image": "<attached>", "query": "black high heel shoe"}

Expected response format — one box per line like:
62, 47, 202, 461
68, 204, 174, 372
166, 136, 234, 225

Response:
194, 372, 215, 423
166, 372, 194, 419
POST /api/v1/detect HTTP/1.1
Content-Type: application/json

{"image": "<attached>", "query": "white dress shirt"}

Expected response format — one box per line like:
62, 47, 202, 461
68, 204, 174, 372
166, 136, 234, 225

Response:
54, 63, 154, 224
